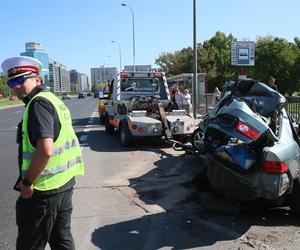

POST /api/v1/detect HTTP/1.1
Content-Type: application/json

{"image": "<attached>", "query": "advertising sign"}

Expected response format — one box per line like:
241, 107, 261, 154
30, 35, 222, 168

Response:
231, 41, 255, 66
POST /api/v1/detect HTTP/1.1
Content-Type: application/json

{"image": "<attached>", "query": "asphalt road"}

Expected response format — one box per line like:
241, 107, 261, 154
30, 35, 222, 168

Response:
0, 97, 98, 249
0, 105, 22, 249
1, 96, 300, 250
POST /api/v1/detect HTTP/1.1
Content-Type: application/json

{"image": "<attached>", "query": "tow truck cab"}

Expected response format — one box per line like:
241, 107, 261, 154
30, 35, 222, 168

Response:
104, 71, 195, 146
113, 71, 169, 101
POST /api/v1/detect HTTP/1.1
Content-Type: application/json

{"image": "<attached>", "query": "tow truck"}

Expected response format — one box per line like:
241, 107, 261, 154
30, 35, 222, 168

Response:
102, 71, 195, 146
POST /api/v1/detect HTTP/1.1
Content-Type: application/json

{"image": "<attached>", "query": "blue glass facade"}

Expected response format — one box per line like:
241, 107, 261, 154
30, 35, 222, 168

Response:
20, 43, 49, 84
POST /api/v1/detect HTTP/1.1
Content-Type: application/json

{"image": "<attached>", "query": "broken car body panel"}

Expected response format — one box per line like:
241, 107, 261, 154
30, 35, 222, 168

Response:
197, 80, 300, 208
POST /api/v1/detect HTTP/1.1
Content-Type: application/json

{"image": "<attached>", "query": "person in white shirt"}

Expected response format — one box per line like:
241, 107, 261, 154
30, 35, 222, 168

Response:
174, 86, 183, 109
182, 87, 191, 115
212, 87, 221, 107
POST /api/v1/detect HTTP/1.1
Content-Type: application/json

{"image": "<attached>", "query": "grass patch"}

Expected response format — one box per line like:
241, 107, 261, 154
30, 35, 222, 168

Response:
0, 99, 23, 108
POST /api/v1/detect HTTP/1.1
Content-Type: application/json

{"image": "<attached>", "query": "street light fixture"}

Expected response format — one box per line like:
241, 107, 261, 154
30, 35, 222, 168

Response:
111, 40, 122, 72
121, 3, 136, 71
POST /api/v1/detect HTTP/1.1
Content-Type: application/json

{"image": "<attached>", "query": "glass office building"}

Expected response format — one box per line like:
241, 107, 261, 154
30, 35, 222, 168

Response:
21, 42, 49, 84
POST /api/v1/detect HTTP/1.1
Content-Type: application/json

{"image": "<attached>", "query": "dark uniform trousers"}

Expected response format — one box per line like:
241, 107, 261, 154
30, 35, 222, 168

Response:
16, 188, 75, 250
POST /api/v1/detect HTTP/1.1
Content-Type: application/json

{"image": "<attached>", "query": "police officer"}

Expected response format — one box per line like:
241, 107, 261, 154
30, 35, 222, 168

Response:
1, 56, 84, 250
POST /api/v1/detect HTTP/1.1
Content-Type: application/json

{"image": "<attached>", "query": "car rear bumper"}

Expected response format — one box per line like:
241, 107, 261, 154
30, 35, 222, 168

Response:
206, 155, 289, 202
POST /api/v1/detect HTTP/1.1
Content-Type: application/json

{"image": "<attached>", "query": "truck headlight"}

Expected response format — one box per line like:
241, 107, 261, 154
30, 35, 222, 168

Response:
153, 127, 159, 133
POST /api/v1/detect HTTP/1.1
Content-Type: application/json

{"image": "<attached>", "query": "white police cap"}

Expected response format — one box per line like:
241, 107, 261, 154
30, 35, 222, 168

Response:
1, 56, 42, 79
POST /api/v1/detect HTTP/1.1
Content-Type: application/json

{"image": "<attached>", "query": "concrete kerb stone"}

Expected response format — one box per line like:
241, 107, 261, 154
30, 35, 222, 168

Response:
0, 103, 24, 110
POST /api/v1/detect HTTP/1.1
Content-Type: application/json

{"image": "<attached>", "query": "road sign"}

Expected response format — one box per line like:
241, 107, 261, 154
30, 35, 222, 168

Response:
231, 41, 255, 66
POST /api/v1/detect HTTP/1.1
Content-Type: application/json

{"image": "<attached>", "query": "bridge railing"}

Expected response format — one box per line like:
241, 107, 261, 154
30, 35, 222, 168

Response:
195, 95, 300, 123
286, 96, 300, 123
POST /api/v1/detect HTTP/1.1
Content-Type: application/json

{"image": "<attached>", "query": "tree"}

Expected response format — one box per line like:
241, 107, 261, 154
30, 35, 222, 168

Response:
254, 36, 300, 95
0, 76, 9, 97
155, 31, 237, 91
198, 31, 236, 91
294, 37, 300, 48
70, 83, 78, 94
155, 32, 300, 95
155, 48, 193, 76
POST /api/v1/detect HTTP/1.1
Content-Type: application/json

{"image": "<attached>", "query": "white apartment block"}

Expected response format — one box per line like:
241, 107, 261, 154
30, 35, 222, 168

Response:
49, 59, 70, 93
80, 73, 90, 91
70, 70, 90, 92
90, 67, 117, 86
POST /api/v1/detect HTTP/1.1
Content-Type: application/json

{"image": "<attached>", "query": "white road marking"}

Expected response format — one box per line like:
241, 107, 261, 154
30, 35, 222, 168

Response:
78, 109, 98, 150
14, 111, 22, 114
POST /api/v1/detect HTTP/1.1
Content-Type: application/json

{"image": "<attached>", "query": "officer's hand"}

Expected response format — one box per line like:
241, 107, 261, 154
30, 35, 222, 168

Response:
19, 182, 34, 199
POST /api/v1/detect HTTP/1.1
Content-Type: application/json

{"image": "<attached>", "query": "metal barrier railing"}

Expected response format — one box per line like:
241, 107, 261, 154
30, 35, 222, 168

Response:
286, 96, 300, 123
195, 95, 300, 122
196, 93, 213, 115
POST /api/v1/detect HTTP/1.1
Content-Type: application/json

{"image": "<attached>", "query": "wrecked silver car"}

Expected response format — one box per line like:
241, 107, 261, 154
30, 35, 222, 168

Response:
192, 79, 300, 215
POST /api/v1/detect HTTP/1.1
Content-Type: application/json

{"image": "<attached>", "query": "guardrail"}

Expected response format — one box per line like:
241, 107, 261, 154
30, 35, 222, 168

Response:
286, 96, 300, 123
196, 95, 300, 122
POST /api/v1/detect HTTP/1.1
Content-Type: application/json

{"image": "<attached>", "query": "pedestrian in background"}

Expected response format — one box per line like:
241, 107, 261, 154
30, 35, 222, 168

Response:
174, 85, 184, 109
212, 87, 221, 107
268, 76, 278, 91
170, 88, 179, 109
182, 87, 191, 115
1, 56, 84, 250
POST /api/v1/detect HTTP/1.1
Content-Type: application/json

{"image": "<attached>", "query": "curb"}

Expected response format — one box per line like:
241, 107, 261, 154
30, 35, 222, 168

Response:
0, 103, 24, 110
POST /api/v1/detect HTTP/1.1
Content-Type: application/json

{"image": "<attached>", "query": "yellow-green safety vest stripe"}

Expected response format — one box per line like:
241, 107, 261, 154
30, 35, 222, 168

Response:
22, 91, 84, 191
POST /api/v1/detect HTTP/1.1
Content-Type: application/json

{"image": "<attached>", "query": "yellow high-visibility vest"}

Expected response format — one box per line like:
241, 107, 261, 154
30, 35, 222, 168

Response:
22, 91, 84, 191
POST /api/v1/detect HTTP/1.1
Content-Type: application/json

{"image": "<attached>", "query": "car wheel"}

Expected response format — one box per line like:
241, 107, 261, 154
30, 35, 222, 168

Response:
120, 123, 133, 146
192, 128, 204, 151
104, 114, 114, 134
289, 179, 300, 217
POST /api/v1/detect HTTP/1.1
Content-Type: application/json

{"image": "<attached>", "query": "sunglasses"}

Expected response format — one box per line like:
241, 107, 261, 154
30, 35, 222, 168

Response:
7, 74, 37, 88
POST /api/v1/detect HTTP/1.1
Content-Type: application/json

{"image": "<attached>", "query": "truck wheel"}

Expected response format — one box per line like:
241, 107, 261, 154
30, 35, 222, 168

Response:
121, 104, 128, 115
192, 128, 204, 151
289, 179, 300, 217
120, 123, 133, 146
105, 114, 114, 134
117, 104, 122, 114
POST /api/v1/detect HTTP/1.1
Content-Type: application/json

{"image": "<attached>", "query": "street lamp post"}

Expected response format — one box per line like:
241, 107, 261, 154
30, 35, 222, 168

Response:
192, 0, 198, 119
121, 3, 135, 71
104, 55, 111, 67
111, 40, 122, 72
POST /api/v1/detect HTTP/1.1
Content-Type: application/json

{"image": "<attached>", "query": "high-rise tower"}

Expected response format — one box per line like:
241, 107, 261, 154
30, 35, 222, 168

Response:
21, 42, 49, 84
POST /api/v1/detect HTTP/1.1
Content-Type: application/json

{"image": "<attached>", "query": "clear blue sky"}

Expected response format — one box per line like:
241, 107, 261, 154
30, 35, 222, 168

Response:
0, 0, 299, 76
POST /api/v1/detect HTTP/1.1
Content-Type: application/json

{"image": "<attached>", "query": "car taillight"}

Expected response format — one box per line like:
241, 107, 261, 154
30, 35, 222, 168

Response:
120, 72, 128, 78
236, 121, 260, 140
262, 161, 288, 173
154, 73, 161, 77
